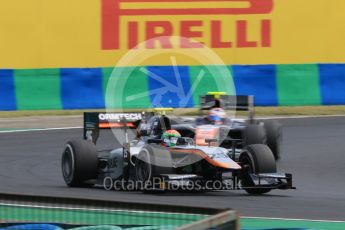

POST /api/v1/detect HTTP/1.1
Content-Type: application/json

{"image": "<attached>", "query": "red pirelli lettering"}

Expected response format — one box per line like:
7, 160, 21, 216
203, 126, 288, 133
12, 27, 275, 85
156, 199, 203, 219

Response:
237, 20, 257, 48
101, 0, 273, 49
180, 21, 203, 48
211, 20, 232, 48
102, 0, 119, 50
145, 21, 173, 48
261, 19, 271, 47
128, 21, 139, 49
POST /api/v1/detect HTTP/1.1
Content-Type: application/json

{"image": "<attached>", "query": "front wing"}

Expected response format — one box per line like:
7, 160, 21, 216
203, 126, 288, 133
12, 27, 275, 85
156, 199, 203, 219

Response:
143, 173, 295, 191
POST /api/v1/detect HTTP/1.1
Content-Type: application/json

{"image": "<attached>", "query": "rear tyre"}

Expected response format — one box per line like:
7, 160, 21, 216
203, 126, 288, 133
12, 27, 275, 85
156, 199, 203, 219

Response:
239, 144, 276, 194
61, 140, 98, 187
264, 120, 282, 160
243, 124, 266, 146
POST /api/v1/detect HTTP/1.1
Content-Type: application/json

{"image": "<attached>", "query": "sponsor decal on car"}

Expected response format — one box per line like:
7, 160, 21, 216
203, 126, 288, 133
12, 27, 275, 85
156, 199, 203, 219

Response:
98, 113, 143, 121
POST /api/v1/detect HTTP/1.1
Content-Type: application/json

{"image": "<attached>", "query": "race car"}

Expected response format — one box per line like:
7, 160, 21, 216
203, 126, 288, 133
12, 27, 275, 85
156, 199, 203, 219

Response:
172, 93, 282, 160
61, 111, 294, 194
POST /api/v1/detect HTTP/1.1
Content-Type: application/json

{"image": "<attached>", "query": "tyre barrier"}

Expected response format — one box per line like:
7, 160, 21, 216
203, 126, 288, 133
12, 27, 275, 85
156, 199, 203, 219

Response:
1, 64, 345, 110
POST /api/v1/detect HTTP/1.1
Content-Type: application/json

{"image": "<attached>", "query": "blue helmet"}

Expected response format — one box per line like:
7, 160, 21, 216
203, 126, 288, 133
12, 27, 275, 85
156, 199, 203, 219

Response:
208, 108, 226, 123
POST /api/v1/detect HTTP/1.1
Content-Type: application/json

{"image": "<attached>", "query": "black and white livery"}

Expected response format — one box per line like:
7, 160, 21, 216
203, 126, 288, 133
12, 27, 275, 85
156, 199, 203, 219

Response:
61, 111, 293, 194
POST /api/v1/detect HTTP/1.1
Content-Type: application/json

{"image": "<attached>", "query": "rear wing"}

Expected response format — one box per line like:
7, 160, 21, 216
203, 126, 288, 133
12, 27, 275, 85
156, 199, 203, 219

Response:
200, 94, 254, 122
83, 112, 153, 143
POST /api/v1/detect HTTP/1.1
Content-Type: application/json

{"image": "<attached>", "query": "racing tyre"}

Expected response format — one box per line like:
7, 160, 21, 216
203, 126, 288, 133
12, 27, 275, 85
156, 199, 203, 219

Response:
135, 148, 154, 184
264, 120, 282, 160
135, 146, 173, 193
61, 140, 98, 187
239, 144, 277, 194
243, 124, 266, 146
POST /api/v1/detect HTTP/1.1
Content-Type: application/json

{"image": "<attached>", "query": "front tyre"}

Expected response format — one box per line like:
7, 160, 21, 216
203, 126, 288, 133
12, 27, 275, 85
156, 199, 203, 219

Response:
239, 144, 277, 194
135, 148, 153, 184
135, 148, 163, 193
135, 146, 172, 193
61, 140, 98, 187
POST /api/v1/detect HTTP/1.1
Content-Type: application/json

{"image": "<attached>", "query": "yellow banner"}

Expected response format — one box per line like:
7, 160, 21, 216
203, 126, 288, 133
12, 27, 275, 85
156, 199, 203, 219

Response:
0, 0, 345, 68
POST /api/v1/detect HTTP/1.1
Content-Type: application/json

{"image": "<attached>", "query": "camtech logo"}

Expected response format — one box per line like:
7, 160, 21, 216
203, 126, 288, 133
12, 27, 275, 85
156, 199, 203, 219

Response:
101, 0, 273, 50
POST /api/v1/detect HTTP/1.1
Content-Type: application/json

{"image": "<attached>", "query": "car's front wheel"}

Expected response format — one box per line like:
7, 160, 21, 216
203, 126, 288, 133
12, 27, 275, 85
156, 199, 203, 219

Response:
135, 148, 153, 184
239, 144, 277, 194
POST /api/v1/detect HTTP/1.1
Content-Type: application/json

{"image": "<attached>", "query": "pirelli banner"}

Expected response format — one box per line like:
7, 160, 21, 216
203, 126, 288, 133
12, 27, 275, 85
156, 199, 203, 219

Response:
1, 0, 345, 110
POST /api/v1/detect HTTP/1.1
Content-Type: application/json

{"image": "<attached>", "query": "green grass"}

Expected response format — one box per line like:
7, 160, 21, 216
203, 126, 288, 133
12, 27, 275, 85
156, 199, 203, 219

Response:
1, 106, 345, 118
255, 106, 345, 116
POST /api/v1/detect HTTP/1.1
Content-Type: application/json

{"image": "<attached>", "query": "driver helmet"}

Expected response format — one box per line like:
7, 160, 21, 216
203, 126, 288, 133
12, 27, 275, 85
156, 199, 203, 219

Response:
161, 130, 181, 147
208, 108, 226, 124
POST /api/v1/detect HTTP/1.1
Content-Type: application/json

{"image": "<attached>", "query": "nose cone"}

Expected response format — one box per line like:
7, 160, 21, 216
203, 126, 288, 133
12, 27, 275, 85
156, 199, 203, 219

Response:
214, 157, 241, 169
206, 147, 242, 169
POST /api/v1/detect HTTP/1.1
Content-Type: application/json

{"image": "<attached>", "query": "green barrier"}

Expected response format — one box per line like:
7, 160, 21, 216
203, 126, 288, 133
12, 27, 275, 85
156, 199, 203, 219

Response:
241, 217, 345, 230
0, 194, 223, 229
0, 205, 204, 227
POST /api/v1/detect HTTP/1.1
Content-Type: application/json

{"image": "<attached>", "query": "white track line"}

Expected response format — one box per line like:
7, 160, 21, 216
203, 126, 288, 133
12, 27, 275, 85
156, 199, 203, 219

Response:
0, 202, 206, 217
0, 127, 82, 133
242, 216, 345, 223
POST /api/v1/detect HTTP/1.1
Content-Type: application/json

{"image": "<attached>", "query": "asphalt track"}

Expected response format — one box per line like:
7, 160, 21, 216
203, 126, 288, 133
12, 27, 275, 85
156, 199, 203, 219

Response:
1, 116, 345, 221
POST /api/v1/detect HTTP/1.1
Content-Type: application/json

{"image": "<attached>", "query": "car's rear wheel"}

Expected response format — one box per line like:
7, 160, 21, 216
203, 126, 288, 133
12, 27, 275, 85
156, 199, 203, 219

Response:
243, 124, 266, 146
264, 120, 282, 160
239, 144, 276, 194
61, 140, 98, 187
